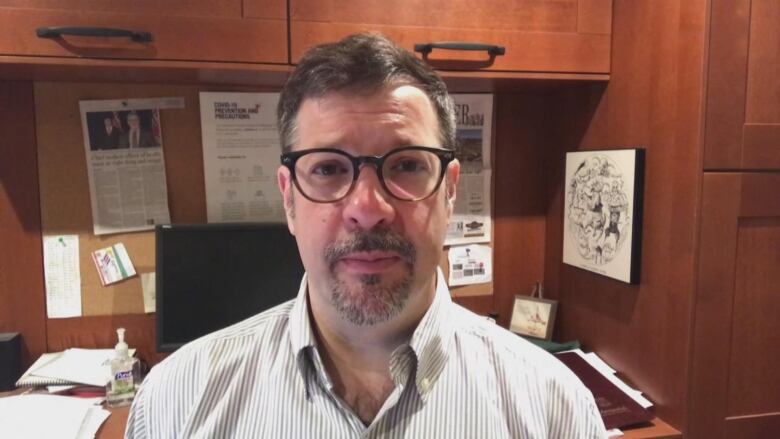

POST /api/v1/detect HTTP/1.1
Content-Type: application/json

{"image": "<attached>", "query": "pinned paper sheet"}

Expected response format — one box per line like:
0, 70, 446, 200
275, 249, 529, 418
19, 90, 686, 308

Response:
43, 235, 82, 318
448, 244, 492, 286
140, 272, 156, 313
91, 243, 136, 286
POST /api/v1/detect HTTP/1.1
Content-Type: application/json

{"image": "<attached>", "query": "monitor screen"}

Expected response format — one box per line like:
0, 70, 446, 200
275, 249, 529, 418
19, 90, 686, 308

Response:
155, 223, 304, 352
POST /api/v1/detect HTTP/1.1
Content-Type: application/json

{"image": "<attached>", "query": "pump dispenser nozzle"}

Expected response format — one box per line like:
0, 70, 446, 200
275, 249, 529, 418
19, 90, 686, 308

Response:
115, 327, 129, 360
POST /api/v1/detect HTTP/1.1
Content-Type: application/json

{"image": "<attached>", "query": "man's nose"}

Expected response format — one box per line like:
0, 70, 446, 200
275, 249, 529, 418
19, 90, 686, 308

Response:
342, 165, 396, 230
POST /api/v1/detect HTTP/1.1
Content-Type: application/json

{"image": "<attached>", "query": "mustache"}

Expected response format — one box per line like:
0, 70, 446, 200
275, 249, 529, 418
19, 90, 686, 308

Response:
324, 228, 416, 267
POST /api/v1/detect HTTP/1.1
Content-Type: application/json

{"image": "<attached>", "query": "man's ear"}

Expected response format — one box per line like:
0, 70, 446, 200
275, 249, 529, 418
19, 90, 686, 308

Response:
277, 165, 296, 235
445, 159, 460, 217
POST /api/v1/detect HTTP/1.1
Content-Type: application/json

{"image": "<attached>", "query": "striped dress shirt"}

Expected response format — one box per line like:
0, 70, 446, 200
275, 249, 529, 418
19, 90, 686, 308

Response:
126, 270, 606, 438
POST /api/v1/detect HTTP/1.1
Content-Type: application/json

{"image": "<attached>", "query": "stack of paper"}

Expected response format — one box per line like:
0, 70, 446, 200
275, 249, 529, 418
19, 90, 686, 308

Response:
16, 348, 135, 389
0, 394, 110, 439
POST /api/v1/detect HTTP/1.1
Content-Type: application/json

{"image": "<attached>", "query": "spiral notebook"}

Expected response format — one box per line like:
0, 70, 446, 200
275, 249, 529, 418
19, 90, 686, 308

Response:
16, 348, 136, 388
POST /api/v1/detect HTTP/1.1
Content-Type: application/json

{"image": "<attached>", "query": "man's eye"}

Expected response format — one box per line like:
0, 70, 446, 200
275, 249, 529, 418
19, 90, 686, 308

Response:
311, 163, 348, 176
392, 159, 426, 173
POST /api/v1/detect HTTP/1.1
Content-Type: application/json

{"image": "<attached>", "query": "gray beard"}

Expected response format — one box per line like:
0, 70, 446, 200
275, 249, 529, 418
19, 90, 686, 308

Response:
324, 229, 416, 326
328, 271, 413, 326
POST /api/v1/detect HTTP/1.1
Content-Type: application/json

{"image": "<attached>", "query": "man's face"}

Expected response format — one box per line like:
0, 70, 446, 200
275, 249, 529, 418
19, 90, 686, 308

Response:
277, 85, 459, 326
127, 114, 140, 130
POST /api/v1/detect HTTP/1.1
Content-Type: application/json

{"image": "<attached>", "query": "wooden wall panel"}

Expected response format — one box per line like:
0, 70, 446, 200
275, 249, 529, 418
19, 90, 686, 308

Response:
727, 218, 780, 416
544, 0, 707, 430
0, 81, 47, 370
742, 124, 780, 169
702, 0, 750, 169
0, 1, 245, 18
744, 0, 780, 124
688, 174, 740, 439
689, 173, 780, 439
705, 0, 780, 171
291, 0, 580, 32
725, 413, 780, 439
492, 92, 558, 327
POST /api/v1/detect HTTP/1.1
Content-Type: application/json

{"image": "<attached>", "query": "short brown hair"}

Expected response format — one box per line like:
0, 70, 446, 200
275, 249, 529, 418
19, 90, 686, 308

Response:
277, 33, 456, 153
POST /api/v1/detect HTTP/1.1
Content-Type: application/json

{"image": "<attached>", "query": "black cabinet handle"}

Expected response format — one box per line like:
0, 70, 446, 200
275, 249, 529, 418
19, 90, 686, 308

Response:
36, 26, 152, 43
414, 42, 505, 57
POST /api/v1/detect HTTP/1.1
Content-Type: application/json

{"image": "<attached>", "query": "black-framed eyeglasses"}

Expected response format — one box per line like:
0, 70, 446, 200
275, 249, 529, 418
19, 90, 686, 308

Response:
280, 146, 456, 203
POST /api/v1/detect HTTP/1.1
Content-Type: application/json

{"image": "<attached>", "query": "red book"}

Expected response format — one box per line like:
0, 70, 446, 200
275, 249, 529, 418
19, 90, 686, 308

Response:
555, 351, 653, 430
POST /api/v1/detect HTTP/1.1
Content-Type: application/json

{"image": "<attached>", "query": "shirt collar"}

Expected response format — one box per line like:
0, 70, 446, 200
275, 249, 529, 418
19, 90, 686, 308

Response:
289, 273, 315, 354
287, 268, 455, 403
407, 267, 453, 403
288, 274, 327, 399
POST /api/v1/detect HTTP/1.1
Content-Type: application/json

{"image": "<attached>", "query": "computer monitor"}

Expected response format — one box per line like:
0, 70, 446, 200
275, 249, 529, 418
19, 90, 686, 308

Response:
155, 223, 304, 352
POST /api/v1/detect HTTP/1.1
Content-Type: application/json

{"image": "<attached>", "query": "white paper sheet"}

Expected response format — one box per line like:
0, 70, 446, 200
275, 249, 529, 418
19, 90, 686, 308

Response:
76, 406, 111, 439
79, 97, 182, 235
43, 235, 82, 318
447, 94, 494, 245
140, 272, 156, 313
199, 92, 285, 223
447, 244, 492, 286
0, 394, 98, 439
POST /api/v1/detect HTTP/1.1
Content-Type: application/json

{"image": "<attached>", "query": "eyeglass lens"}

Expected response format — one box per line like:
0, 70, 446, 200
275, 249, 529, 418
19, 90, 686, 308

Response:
294, 149, 443, 202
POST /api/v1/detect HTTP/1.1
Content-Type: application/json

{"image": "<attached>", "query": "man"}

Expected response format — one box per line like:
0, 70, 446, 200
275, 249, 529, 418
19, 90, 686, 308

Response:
92, 115, 121, 150
126, 34, 606, 438
119, 111, 157, 148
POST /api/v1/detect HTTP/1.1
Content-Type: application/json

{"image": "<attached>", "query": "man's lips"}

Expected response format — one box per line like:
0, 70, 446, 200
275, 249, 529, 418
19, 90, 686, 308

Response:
337, 252, 402, 272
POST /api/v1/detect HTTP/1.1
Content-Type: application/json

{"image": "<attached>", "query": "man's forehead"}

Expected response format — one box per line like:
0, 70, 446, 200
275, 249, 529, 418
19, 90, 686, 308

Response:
302, 85, 434, 116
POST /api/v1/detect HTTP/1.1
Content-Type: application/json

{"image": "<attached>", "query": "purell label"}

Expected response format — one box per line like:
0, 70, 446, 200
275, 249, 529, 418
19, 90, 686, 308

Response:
115, 370, 133, 380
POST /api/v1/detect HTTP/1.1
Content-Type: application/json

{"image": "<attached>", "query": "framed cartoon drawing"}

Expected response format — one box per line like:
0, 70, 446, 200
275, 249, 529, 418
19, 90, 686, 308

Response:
562, 148, 645, 284
509, 295, 558, 340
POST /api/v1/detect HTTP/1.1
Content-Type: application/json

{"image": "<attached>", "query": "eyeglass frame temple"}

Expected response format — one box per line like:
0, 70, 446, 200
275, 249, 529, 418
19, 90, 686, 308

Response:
279, 146, 456, 203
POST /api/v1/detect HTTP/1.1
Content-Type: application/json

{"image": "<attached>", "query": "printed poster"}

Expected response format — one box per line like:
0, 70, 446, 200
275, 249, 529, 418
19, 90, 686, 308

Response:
446, 94, 493, 245
199, 92, 285, 223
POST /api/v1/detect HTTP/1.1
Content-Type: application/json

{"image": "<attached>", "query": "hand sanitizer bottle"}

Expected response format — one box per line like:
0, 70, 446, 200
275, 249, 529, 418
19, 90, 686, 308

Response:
106, 328, 139, 407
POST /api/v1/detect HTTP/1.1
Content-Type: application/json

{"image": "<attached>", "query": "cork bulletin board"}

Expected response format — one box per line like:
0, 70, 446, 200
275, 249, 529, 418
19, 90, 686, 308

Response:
34, 81, 492, 318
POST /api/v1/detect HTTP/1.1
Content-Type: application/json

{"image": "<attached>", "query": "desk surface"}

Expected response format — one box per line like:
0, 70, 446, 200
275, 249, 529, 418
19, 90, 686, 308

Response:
98, 406, 681, 439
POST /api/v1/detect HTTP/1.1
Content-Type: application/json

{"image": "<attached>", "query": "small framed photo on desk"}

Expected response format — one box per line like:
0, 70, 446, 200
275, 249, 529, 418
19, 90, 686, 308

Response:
509, 295, 558, 340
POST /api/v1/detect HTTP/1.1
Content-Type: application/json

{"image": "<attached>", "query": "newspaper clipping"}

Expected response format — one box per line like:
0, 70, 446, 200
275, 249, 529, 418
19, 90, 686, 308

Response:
199, 92, 285, 223
446, 94, 494, 245
79, 97, 182, 235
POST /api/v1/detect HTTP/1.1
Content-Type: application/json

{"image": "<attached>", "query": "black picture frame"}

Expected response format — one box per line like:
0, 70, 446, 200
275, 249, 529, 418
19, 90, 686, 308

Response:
562, 148, 645, 284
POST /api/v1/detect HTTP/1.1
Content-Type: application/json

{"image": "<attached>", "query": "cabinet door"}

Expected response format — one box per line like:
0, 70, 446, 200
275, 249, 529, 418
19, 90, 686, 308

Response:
689, 173, 780, 438
704, 0, 780, 170
0, 1, 287, 64
290, 0, 611, 74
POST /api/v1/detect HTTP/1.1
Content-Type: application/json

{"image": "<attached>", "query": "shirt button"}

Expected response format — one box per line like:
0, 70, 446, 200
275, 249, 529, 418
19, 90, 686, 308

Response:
420, 378, 430, 392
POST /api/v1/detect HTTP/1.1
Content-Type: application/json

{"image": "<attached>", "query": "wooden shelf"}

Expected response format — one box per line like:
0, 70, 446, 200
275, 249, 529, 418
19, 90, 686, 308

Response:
0, 55, 608, 90
0, 55, 293, 87
623, 417, 683, 439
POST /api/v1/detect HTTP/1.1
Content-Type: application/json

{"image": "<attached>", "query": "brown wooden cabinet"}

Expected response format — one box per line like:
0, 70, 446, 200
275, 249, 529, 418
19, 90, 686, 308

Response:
690, 0, 780, 437
290, 0, 612, 74
689, 173, 780, 438
0, 1, 288, 64
704, 0, 780, 170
